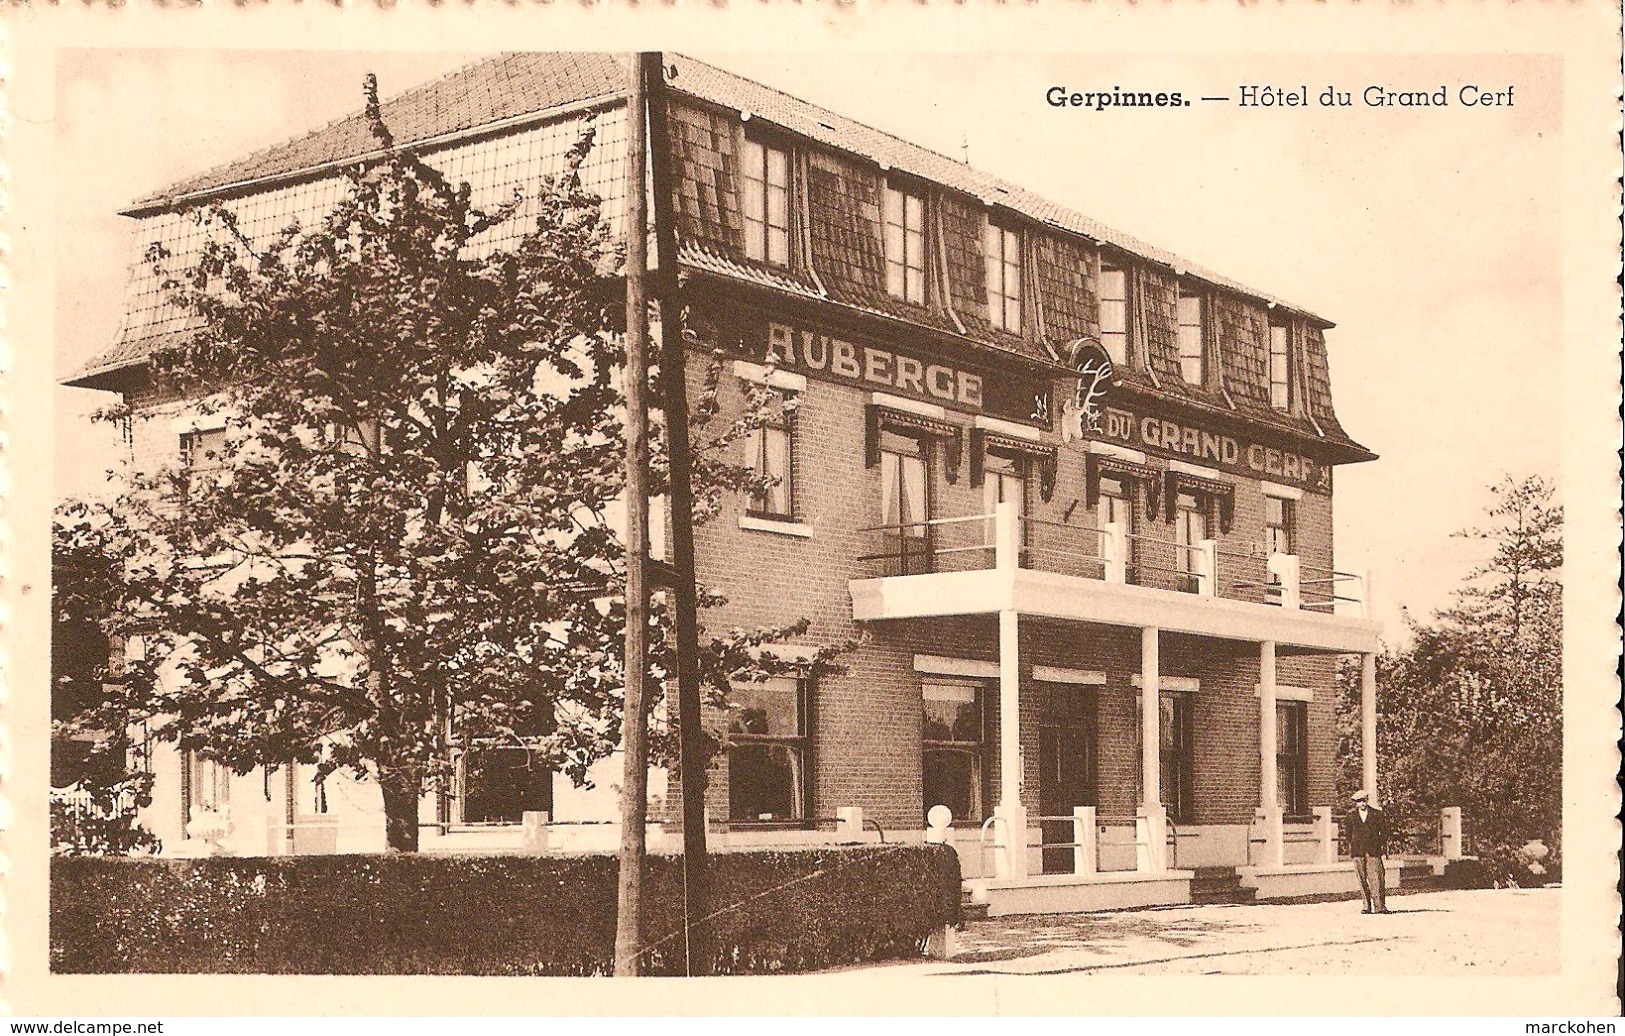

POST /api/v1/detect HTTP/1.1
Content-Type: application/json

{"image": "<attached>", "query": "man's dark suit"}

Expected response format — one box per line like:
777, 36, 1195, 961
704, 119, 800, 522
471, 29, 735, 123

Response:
1345, 804, 1390, 912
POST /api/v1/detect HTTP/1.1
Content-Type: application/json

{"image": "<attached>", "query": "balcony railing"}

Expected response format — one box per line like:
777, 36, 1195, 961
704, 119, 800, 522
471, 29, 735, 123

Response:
855, 504, 1371, 618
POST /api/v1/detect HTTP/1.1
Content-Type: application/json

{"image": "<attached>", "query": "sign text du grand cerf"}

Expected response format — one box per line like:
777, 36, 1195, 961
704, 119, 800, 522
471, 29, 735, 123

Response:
1092, 406, 1332, 493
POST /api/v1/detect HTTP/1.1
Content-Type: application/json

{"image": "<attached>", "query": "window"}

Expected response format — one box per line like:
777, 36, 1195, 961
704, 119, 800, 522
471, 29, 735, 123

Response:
1136, 692, 1194, 822
1264, 495, 1295, 559
878, 430, 931, 575
179, 428, 227, 471
728, 677, 808, 823
1264, 494, 1295, 599
1174, 489, 1209, 591
741, 138, 791, 268
922, 681, 985, 824
984, 222, 1022, 333
1177, 289, 1205, 384
459, 746, 553, 824
1269, 323, 1292, 410
981, 451, 1028, 547
183, 751, 231, 823
1096, 474, 1135, 569
884, 184, 926, 304
329, 418, 381, 459
744, 418, 794, 519
1099, 263, 1129, 365
1276, 701, 1309, 816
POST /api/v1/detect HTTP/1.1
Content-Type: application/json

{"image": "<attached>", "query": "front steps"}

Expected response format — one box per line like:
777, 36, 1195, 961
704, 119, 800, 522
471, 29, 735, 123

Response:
960, 886, 990, 921
1399, 856, 1448, 891
1190, 866, 1257, 905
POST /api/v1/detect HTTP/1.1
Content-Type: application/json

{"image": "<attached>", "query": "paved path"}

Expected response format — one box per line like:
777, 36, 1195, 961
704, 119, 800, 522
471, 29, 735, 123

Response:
894, 887, 1559, 976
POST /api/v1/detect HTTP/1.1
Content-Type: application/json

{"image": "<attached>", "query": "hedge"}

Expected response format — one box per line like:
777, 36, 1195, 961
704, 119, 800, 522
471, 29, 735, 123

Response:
52, 844, 961, 975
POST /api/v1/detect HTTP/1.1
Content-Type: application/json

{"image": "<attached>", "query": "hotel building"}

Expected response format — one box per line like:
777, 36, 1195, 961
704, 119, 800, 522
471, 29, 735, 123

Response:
65, 53, 1431, 911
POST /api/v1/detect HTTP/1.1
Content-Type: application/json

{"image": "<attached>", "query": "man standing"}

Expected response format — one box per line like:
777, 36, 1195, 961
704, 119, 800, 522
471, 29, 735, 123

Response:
1345, 789, 1391, 913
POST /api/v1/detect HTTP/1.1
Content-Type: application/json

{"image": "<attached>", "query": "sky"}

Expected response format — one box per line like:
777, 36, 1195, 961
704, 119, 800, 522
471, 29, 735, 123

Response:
51, 49, 1563, 643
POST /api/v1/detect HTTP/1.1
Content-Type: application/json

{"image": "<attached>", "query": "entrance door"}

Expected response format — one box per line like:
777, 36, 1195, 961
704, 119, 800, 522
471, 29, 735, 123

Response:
1039, 686, 1097, 874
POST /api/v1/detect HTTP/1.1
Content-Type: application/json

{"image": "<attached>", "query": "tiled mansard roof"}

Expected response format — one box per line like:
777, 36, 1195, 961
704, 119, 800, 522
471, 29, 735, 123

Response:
72, 52, 1367, 458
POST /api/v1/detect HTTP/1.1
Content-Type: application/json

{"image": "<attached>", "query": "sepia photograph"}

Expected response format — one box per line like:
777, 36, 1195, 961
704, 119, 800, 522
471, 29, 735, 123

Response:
4, 3, 1619, 1019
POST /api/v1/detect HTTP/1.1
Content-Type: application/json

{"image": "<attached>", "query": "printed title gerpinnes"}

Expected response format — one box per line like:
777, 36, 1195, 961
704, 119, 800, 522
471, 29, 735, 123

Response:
1044, 84, 1516, 109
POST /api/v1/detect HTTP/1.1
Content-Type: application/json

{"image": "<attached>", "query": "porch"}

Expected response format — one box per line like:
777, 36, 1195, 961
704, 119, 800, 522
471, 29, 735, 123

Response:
853, 502, 1389, 915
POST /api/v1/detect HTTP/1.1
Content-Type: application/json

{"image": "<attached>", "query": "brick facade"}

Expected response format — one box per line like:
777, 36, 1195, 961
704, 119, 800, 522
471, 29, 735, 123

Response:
685, 285, 1357, 836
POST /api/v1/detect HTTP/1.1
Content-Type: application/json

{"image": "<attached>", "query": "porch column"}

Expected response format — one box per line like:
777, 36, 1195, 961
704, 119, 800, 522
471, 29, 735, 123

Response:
1361, 651, 1379, 804
1256, 640, 1284, 868
1137, 626, 1167, 872
1259, 640, 1278, 810
996, 608, 1027, 878
1141, 626, 1161, 807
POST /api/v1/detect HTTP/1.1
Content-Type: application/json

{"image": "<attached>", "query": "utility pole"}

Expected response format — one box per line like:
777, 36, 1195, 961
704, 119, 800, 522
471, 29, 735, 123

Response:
612, 52, 652, 978
642, 50, 713, 977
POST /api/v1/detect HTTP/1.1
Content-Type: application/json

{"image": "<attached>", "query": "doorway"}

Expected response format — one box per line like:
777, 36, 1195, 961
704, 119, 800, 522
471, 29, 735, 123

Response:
1038, 684, 1098, 874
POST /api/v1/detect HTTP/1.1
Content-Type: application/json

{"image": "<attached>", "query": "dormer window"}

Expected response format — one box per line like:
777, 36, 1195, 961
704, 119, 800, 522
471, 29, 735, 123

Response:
1269, 322, 1292, 411
984, 222, 1022, 333
1177, 287, 1205, 384
741, 138, 791, 267
1099, 263, 1129, 365
884, 184, 926, 305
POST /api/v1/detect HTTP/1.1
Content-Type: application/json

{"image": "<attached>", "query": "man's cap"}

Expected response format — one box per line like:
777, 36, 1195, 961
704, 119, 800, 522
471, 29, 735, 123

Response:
1351, 790, 1370, 802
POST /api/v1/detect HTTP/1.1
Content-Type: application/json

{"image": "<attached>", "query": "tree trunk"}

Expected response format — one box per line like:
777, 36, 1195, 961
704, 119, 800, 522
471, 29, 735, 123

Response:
378, 763, 422, 853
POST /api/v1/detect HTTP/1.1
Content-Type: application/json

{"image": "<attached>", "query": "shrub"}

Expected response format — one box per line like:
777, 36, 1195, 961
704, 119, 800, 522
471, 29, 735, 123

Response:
1442, 844, 1562, 890
49, 771, 161, 858
51, 844, 961, 975
1442, 857, 1496, 889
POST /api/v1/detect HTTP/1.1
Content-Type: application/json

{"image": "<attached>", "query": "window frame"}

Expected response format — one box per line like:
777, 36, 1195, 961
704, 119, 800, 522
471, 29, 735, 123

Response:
1135, 691, 1195, 824
1176, 286, 1206, 386
1264, 494, 1295, 559
984, 219, 1023, 334
454, 742, 556, 826
980, 448, 1030, 548
743, 410, 796, 521
1096, 473, 1137, 568
921, 679, 988, 826
726, 676, 811, 826
1276, 700, 1310, 818
178, 427, 228, 472
740, 135, 792, 269
1173, 488, 1212, 588
183, 750, 231, 823
1098, 261, 1130, 366
883, 182, 928, 305
877, 428, 934, 575
1268, 322, 1293, 411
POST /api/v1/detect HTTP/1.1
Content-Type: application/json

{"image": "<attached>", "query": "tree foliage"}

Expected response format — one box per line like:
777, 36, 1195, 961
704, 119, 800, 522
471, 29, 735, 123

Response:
1336, 475, 1562, 876
57, 76, 840, 852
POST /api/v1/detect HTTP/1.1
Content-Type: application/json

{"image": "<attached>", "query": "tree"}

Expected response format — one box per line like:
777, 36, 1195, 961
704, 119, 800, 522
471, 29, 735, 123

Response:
58, 76, 836, 853
1337, 475, 1562, 872
51, 522, 161, 857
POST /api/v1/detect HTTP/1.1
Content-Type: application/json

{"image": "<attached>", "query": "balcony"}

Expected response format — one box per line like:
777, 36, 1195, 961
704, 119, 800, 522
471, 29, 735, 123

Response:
848, 502, 1380, 654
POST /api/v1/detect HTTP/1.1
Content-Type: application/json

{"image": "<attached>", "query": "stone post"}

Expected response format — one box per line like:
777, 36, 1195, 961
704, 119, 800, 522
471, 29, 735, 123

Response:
1314, 805, 1336, 864
1441, 806, 1464, 860
1074, 805, 1097, 876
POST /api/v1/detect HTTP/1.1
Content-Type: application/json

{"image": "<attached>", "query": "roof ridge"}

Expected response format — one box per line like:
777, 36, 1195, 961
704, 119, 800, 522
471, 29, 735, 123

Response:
114, 50, 1330, 322
126, 52, 632, 213
664, 55, 1328, 321
669, 54, 1000, 193
125, 61, 458, 212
